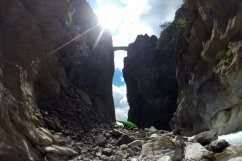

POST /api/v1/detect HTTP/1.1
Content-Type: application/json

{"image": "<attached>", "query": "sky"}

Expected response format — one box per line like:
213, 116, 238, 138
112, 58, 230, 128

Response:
87, 0, 182, 120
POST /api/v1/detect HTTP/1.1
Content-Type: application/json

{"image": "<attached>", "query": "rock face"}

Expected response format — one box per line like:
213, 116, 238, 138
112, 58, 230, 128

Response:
171, 0, 242, 135
0, 0, 114, 160
123, 0, 242, 136
123, 34, 178, 130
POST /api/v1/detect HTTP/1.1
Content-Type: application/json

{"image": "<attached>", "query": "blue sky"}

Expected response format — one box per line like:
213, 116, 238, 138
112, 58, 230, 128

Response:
112, 69, 124, 87
87, 0, 182, 120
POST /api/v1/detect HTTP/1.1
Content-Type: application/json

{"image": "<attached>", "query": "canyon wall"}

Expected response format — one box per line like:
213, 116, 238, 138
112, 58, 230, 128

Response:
171, 0, 242, 135
123, 6, 188, 130
124, 0, 242, 136
0, 0, 114, 160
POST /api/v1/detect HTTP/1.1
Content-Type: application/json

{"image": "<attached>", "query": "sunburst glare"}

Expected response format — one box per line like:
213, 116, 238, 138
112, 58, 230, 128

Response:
96, 4, 122, 32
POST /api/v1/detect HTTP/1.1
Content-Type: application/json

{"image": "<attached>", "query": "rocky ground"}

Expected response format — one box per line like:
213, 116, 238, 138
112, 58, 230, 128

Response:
37, 87, 242, 161
39, 86, 110, 134
38, 124, 240, 161
30, 84, 241, 161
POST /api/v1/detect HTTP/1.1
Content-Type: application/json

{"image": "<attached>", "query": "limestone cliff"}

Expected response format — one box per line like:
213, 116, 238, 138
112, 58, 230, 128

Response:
171, 0, 242, 135
0, 0, 114, 160
123, 34, 178, 130
123, 0, 242, 136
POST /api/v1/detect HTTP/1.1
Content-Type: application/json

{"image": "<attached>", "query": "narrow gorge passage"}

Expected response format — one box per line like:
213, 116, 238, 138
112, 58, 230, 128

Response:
1, 0, 242, 160
112, 50, 130, 121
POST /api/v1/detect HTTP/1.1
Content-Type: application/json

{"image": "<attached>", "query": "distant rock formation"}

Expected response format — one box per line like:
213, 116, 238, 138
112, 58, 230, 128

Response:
171, 0, 242, 135
124, 0, 242, 136
0, 0, 114, 160
123, 34, 178, 130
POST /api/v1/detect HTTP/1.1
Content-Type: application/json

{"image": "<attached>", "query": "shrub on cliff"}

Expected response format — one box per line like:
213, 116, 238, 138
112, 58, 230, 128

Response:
176, 18, 187, 29
216, 49, 234, 66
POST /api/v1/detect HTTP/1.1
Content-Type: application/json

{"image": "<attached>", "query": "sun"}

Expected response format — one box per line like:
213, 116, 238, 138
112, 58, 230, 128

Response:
96, 4, 121, 32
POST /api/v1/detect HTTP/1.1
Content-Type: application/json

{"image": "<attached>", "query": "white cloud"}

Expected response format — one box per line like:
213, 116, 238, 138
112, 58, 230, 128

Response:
113, 21, 153, 46
96, 0, 104, 4
111, 0, 182, 46
114, 51, 127, 69
140, 0, 183, 35
112, 0, 155, 46
112, 85, 128, 109
112, 84, 129, 120
115, 108, 129, 120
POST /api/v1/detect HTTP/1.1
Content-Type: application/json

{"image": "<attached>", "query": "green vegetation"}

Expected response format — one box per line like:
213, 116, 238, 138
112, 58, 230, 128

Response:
216, 49, 234, 66
176, 18, 187, 29
117, 120, 136, 127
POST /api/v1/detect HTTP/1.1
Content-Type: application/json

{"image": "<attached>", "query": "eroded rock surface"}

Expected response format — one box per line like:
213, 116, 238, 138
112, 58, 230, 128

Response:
0, 0, 114, 160
169, 0, 242, 135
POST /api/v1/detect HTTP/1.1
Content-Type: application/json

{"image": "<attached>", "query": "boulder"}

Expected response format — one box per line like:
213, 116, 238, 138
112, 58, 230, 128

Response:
111, 129, 125, 139
207, 139, 229, 153
102, 148, 113, 156
158, 156, 172, 161
139, 136, 182, 161
116, 135, 134, 146
194, 130, 218, 145
184, 142, 209, 161
128, 140, 143, 148
95, 134, 107, 147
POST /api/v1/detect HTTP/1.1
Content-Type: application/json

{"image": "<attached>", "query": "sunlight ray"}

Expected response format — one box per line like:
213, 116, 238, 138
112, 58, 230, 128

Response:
93, 29, 104, 49
48, 24, 100, 56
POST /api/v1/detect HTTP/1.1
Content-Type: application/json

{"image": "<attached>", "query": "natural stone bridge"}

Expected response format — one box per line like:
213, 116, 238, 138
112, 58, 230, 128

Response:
113, 46, 128, 51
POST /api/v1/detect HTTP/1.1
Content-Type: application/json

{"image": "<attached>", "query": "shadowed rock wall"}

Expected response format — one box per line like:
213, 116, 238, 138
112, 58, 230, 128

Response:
123, 34, 178, 130
0, 0, 114, 160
